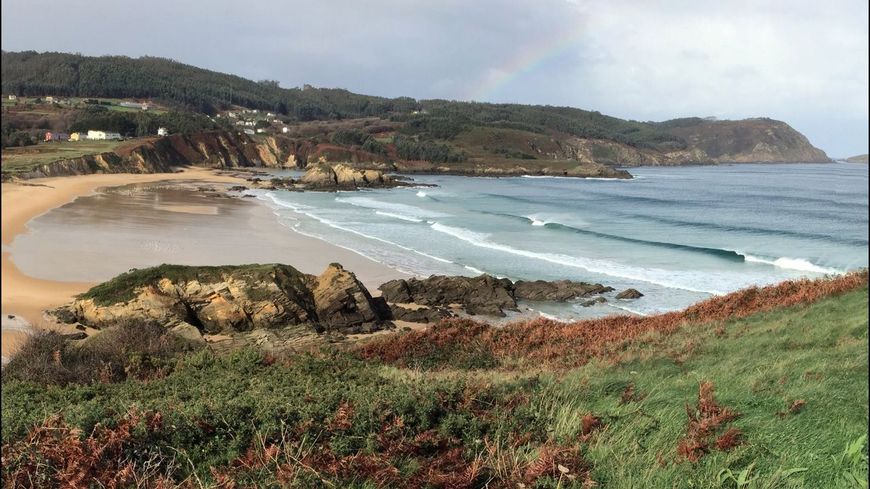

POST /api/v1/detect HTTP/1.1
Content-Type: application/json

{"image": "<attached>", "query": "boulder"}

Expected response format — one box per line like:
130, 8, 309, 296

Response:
580, 297, 607, 307
312, 263, 390, 331
616, 288, 644, 299
171, 321, 205, 343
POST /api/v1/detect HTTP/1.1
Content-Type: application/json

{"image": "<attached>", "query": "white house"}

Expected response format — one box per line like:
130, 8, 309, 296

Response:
86, 130, 122, 140
243, 129, 255, 135
282, 126, 289, 134
7, 94, 17, 101
157, 127, 168, 137
46, 96, 55, 103
256, 128, 266, 133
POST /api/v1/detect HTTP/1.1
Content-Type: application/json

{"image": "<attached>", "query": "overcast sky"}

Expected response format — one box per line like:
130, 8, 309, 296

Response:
2, 0, 867, 156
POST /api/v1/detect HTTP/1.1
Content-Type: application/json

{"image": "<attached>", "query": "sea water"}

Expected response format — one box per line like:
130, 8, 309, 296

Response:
251, 163, 868, 319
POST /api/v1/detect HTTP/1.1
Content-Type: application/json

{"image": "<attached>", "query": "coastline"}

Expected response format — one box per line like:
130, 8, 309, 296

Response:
1, 167, 409, 362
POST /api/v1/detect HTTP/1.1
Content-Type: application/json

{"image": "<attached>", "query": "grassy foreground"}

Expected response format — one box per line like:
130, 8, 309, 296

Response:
1, 275, 867, 488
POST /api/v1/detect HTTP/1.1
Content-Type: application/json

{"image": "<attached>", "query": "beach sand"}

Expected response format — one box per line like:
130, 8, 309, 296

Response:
1, 168, 409, 361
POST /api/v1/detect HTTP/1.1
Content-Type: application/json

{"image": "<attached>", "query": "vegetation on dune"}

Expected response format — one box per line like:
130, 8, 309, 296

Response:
1, 273, 867, 487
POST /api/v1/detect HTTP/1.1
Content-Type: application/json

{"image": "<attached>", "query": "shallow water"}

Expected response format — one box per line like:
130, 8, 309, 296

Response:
251, 163, 869, 319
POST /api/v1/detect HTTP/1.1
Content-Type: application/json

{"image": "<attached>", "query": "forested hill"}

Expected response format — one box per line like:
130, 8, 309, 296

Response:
1, 50, 829, 164
1, 50, 685, 150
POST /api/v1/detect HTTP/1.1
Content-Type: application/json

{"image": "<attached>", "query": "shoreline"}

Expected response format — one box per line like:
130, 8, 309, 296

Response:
1, 167, 409, 361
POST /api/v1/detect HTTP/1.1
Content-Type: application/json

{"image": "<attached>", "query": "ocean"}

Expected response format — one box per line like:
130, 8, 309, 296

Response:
251, 163, 869, 320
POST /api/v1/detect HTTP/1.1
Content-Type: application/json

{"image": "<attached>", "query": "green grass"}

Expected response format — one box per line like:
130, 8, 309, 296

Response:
0, 139, 122, 173
2, 286, 866, 487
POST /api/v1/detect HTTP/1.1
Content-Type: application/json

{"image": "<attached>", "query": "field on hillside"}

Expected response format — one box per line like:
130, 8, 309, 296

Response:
1, 273, 867, 488
0, 140, 124, 173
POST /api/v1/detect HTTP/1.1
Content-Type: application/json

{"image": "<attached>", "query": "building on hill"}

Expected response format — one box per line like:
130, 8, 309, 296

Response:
120, 101, 149, 110
282, 126, 289, 133
157, 127, 168, 137
44, 131, 70, 142
69, 132, 83, 141
45, 96, 55, 103
243, 129, 255, 135
86, 130, 122, 140
7, 94, 17, 101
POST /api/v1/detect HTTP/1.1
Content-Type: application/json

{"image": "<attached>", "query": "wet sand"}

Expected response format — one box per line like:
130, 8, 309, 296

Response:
2, 168, 408, 361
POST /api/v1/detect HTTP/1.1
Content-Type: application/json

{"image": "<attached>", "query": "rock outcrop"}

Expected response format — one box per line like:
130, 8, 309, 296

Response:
379, 274, 616, 317
53, 263, 393, 335
514, 280, 614, 301
299, 163, 403, 189
616, 288, 644, 299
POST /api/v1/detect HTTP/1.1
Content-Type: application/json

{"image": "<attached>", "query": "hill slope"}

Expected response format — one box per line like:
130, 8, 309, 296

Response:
2, 51, 830, 168
1, 271, 866, 487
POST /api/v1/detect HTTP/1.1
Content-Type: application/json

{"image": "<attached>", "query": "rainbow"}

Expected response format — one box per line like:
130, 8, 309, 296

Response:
464, 26, 589, 102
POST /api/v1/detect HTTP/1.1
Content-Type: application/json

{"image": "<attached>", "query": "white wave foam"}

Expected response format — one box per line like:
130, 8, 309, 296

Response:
335, 196, 446, 218
267, 196, 456, 267
742, 254, 841, 274
416, 191, 427, 197
607, 303, 649, 316
464, 265, 486, 275
375, 211, 423, 223
537, 311, 569, 322
530, 218, 546, 226
430, 222, 725, 295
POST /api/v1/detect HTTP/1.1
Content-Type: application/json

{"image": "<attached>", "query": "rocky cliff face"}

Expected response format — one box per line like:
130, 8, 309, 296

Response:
53, 263, 393, 335
3, 131, 276, 181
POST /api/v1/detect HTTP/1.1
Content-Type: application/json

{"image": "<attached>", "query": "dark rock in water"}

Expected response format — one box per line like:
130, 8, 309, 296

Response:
379, 274, 516, 317
378, 274, 614, 317
616, 288, 644, 299
389, 305, 452, 323
581, 297, 608, 307
514, 280, 614, 301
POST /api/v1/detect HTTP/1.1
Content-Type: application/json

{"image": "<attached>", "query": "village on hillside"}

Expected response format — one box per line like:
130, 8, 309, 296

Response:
2, 94, 295, 145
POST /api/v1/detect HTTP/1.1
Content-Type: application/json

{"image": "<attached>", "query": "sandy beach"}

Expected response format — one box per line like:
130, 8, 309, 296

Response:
1, 168, 408, 361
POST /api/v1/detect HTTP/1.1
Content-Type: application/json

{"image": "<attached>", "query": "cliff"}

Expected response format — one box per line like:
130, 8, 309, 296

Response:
1, 131, 276, 181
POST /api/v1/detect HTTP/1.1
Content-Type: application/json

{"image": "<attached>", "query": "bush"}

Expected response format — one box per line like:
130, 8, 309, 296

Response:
1, 320, 196, 386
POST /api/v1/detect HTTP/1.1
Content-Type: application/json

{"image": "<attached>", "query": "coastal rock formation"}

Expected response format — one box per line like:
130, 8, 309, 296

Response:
845, 154, 869, 163
616, 288, 644, 299
514, 280, 614, 301
299, 163, 404, 189
379, 274, 616, 317
53, 263, 393, 335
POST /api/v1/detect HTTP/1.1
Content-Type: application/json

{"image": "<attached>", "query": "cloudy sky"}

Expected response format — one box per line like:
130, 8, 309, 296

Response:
2, 0, 867, 156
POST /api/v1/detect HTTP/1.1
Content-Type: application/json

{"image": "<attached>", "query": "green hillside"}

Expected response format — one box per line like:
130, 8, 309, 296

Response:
2, 273, 866, 487
1, 51, 682, 150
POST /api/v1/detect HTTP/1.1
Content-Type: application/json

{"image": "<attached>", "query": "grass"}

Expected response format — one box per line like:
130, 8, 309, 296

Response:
0, 139, 123, 173
1, 278, 866, 487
